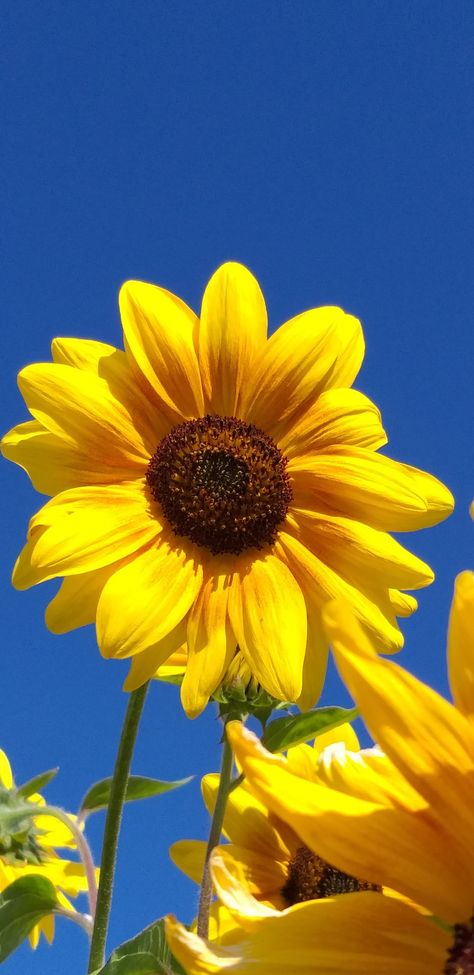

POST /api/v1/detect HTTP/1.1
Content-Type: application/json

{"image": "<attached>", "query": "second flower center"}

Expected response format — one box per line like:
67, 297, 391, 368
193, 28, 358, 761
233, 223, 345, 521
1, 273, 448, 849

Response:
281, 846, 381, 905
146, 415, 292, 555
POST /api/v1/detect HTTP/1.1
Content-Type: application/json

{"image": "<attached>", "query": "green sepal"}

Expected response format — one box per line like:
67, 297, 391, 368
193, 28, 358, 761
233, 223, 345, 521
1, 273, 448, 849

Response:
17, 768, 59, 799
0, 787, 46, 865
93, 918, 185, 975
262, 706, 359, 752
0, 875, 58, 962
80, 774, 193, 817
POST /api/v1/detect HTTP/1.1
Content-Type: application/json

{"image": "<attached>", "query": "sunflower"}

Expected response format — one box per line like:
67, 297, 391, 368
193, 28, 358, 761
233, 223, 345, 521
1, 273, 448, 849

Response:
170, 723, 368, 930
0, 748, 90, 949
2, 263, 453, 716
167, 571, 474, 974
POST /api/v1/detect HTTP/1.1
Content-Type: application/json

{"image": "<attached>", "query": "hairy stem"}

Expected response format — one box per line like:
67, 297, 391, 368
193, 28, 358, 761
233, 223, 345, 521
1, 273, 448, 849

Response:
42, 804, 98, 917
196, 727, 234, 939
87, 683, 149, 973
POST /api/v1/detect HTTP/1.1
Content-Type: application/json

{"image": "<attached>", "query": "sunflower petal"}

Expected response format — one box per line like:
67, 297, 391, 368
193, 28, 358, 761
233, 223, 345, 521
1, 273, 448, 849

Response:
123, 622, 188, 691
13, 483, 160, 588
165, 895, 447, 975
97, 533, 203, 658
324, 600, 474, 880
211, 846, 287, 913
228, 554, 306, 703
199, 263, 267, 416
448, 570, 474, 720
17, 363, 150, 468
45, 566, 116, 633
182, 565, 236, 718
119, 280, 203, 419
170, 839, 207, 885
246, 308, 364, 440
278, 388, 386, 458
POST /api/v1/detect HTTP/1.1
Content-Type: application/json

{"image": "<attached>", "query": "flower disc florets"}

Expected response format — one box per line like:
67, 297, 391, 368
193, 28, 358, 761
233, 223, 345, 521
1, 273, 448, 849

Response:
281, 846, 380, 905
147, 415, 292, 555
444, 916, 474, 975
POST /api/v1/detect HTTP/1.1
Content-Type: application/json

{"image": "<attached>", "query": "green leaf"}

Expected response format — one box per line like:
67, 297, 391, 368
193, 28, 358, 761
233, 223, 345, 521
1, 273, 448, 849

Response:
261, 706, 359, 752
96, 918, 186, 975
17, 768, 59, 799
0, 875, 58, 962
80, 774, 193, 816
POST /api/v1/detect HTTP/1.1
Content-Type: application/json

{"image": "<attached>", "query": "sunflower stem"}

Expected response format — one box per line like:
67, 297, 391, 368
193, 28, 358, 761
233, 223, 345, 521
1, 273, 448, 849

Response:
196, 724, 234, 940
87, 683, 149, 973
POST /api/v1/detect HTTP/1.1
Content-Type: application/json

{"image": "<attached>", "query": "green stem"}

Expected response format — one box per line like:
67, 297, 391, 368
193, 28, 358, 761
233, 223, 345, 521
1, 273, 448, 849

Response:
196, 726, 234, 940
87, 683, 149, 973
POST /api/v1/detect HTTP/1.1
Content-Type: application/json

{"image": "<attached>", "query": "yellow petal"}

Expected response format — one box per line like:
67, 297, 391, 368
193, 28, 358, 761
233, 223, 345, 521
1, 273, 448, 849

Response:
13, 483, 160, 588
313, 722, 360, 756
296, 613, 329, 712
278, 388, 386, 458
45, 565, 117, 633
198, 263, 267, 416
170, 839, 207, 884
324, 601, 474, 885
182, 565, 236, 718
448, 570, 474, 719
123, 622, 188, 691
288, 507, 433, 592
119, 280, 203, 419
51, 336, 169, 448
388, 589, 418, 617
289, 448, 438, 532
18, 362, 151, 467
1, 420, 140, 496
202, 774, 291, 861
227, 722, 473, 923
0, 750, 13, 788
246, 307, 364, 441
165, 895, 447, 975
276, 532, 402, 652
97, 532, 204, 658
399, 463, 455, 528
211, 846, 286, 914
228, 553, 307, 702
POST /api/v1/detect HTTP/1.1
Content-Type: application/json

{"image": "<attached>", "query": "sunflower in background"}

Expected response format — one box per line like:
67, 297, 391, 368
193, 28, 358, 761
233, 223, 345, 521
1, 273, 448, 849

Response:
166, 571, 474, 975
0, 748, 90, 949
2, 263, 453, 716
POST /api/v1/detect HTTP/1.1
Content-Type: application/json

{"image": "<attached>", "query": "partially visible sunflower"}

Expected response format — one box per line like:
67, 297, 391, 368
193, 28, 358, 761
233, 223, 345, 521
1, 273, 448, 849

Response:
166, 571, 474, 975
2, 263, 453, 715
0, 748, 90, 948
171, 723, 369, 932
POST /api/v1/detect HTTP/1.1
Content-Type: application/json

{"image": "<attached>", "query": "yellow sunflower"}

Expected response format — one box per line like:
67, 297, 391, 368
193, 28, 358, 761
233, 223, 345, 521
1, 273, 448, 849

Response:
0, 748, 90, 949
2, 263, 453, 716
167, 571, 474, 974
171, 723, 367, 928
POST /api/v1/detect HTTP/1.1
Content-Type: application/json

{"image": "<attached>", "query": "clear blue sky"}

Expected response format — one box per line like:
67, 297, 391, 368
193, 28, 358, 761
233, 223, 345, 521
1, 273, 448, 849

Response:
1, 2, 473, 972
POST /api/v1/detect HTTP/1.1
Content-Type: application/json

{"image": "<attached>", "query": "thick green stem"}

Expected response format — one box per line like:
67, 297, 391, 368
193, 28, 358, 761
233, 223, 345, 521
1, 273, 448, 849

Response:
87, 683, 149, 973
196, 727, 234, 940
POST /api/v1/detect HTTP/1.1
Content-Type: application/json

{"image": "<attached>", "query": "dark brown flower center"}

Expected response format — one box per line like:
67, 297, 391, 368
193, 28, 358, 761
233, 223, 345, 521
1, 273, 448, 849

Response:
444, 915, 474, 975
146, 415, 292, 555
281, 846, 380, 905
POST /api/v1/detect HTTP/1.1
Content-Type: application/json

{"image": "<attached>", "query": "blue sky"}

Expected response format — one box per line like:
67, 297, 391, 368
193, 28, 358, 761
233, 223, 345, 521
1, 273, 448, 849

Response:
1, 1, 473, 971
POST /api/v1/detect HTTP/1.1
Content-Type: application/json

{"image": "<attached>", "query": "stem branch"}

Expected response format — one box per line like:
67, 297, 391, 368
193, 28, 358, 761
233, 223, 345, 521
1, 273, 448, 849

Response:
42, 805, 98, 918
196, 726, 233, 940
87, 683, 149, 973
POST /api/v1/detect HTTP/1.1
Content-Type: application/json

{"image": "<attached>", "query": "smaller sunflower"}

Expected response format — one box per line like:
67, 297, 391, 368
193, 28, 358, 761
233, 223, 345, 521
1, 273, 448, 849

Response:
170, 723, 373, 933
0, 749, 91, 948
166, 570, 474, 975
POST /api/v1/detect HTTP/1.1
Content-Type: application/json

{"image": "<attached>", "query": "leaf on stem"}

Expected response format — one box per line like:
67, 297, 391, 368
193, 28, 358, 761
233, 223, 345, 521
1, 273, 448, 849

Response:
16, 768, 59, 799
262, 706, 359, 752
80, 775, 193, 817
92, 918, 186, 974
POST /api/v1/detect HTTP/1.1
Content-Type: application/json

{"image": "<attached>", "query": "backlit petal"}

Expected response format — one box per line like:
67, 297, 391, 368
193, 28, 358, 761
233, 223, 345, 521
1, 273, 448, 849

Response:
123, 621, 188, 691
119, 280, 203, 419
448, 570, 474, 719
278, 388, 386, 458
246, 308, 364, 440
97, 532, 203, 658
199, 263, 267, 416
13, 483, 160, 588
228, 553, 306, 702
182, 563, 236, 718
